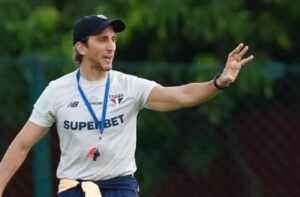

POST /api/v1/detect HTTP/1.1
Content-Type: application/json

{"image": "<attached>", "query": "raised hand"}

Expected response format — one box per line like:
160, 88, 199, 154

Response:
217, 43, 254, 87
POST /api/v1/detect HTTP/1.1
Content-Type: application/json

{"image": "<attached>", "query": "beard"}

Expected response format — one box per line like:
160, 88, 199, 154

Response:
91, 64, 110, 72
90, 60, 112, 72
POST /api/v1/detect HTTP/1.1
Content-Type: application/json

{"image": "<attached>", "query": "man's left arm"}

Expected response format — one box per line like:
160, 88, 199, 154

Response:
147, 43, 254, 112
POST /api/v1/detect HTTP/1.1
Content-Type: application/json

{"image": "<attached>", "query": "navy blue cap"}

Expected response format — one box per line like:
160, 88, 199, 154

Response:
73, 15, 125, 44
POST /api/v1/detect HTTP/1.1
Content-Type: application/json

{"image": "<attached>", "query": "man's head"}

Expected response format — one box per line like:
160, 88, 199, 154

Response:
72, 15, 125, 65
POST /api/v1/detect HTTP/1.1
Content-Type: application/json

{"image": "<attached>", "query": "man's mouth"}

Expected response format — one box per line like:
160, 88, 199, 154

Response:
103, 55, 113, 61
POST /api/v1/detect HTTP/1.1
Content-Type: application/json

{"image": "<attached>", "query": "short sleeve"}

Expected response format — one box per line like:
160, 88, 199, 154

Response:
131, 76, 159, 109
28, 83, 56, 127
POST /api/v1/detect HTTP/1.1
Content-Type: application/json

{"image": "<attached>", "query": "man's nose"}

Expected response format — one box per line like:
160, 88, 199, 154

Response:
106, 40, 116, 51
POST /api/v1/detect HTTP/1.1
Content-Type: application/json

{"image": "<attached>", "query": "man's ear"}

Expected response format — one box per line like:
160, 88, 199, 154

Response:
75, 42, 88, 55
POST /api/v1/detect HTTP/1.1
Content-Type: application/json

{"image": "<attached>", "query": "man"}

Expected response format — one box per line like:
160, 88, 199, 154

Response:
0, 15, 254, 197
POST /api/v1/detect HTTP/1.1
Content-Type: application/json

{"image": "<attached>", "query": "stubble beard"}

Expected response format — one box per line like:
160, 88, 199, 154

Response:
91, 62, 112, 72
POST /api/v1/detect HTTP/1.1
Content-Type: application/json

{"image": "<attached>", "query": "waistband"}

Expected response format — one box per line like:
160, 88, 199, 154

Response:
88, 175, 139, 191
58, 175, 139, 194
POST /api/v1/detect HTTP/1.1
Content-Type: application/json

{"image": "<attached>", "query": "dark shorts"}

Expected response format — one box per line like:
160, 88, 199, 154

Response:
57, 175, 139, 197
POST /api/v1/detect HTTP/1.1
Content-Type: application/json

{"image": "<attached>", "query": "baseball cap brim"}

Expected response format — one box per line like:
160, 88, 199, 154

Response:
91, 19, 125, 35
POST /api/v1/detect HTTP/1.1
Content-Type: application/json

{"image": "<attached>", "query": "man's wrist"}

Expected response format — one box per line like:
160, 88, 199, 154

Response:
213, 74, 229, 90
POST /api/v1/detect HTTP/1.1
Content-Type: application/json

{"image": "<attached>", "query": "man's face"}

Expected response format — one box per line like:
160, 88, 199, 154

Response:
81, 26, 117, 71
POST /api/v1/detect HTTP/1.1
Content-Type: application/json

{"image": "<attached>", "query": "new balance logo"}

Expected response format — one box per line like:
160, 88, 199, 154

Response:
67, 101, 79, 108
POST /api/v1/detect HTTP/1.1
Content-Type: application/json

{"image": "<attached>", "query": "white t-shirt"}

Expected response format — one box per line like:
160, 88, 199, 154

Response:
29, 70, 158, 180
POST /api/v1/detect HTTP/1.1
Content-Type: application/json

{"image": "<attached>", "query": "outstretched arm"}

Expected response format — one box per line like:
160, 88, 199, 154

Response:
147, 43, 254, 112
0, 121, 50, 196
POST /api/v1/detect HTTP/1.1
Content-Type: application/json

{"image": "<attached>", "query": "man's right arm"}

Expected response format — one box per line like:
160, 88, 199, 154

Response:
0, 121, 50, 196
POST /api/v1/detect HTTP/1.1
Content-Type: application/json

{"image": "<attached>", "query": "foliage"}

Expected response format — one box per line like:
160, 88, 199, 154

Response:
0, 0, 298, 196
93, 0, 299, 63
0, 60, 30, 129
0, 0, 299, 62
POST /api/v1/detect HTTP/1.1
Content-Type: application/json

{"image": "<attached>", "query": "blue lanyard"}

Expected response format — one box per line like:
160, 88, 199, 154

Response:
76, 69, 110, 139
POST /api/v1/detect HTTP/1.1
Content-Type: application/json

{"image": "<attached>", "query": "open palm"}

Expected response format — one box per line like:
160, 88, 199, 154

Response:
220, 43, 254, 86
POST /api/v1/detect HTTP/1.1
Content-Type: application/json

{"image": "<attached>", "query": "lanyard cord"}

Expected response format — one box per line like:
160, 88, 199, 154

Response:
76, 69, 110, 139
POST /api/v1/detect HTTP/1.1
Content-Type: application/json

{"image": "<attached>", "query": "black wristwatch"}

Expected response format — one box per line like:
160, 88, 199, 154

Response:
213, 74, 227, 90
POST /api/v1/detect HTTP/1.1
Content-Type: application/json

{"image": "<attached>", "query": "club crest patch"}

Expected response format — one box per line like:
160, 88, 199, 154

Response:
109, 94, 124, 105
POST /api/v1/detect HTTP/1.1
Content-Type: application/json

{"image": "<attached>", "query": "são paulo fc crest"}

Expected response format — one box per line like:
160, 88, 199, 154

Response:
109, 94, 124, 105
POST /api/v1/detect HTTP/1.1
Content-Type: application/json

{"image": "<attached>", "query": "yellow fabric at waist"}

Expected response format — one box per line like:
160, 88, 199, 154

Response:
58, 179, 102, 197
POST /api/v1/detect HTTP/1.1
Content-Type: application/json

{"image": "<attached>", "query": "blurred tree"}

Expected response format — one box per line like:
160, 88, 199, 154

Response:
0, 0, 298, 62
0, 0, 298, 196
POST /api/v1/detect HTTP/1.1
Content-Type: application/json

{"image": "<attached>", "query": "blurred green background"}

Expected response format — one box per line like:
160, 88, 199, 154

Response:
0, 0, 299, 196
